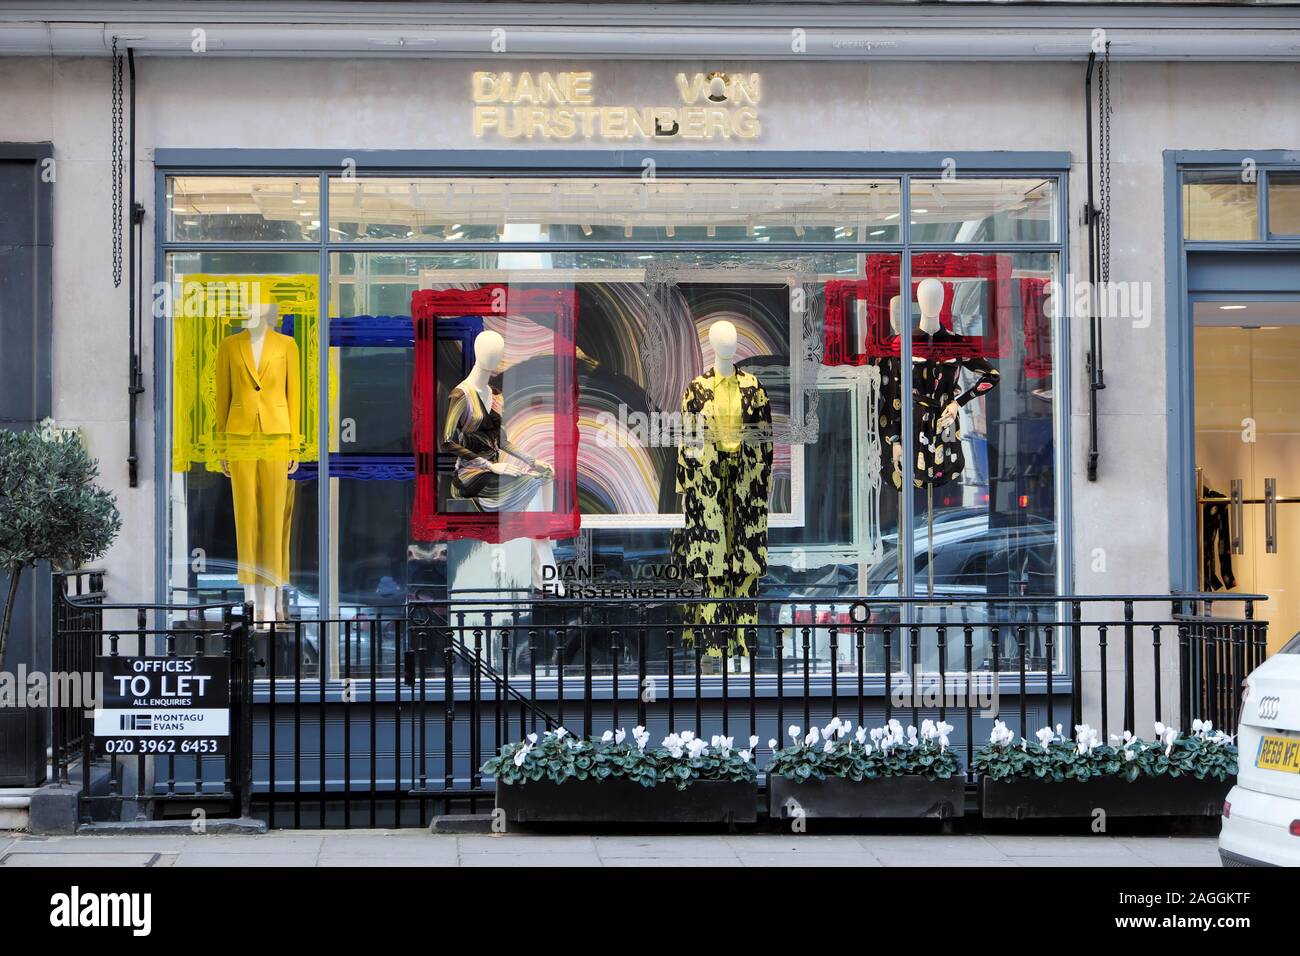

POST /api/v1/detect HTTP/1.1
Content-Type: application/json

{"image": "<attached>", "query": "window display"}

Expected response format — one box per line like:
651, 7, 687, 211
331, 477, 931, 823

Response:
162, 172, 1062, 676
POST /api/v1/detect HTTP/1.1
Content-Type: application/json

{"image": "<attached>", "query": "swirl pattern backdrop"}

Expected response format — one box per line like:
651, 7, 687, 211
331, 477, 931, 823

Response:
575, 281, 793, 520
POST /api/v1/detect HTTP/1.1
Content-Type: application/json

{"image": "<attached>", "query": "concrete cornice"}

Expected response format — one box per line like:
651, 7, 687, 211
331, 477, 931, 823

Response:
1, 2, 1298, 59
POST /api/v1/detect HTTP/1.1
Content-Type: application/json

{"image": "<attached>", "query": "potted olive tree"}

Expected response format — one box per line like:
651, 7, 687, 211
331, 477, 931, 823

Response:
975, 719, 1237, 819
766, 717, 965, 821
484, 726, 759, 826
0, 424, 119, 786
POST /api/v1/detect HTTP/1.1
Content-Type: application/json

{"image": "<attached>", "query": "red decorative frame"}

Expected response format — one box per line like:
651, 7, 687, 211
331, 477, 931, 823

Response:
411, 285, 580, 543
1018, 276, 1053, 381
824, 252, 1013, 364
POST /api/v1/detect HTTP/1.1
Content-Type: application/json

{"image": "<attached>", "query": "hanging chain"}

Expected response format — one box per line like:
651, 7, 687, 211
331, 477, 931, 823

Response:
111, 36, 124, 288
1098, 41, 1113, 286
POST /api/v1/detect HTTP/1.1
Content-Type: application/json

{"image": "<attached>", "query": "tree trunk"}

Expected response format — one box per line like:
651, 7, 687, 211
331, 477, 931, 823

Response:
0, 563, 22, 670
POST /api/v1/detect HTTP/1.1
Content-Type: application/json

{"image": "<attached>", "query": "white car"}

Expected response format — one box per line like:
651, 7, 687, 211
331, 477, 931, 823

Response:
1220, 631, 1300, 866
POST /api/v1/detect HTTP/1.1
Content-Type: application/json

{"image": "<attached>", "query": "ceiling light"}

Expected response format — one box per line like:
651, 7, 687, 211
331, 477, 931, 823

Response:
1219, 304, 1248, 311
869, 229, 886, 236
914, 208, 929, 214
707, 225, 716, 237
292, 198, 307, 205
666, 224, 675, 238
581, 224, 592, 236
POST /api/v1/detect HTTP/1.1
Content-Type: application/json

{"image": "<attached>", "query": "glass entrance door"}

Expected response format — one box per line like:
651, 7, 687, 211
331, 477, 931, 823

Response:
1194, 298, 1300, 655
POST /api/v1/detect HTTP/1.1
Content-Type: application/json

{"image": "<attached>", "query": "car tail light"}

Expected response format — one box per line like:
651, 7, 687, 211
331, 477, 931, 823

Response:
1224, 800, 1231, 819
1290, 820, 1300, 837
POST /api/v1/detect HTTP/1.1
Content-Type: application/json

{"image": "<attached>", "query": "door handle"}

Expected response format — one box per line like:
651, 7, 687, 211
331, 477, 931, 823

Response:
1230, 478, 1244, 555
1265, 477, 1277, 554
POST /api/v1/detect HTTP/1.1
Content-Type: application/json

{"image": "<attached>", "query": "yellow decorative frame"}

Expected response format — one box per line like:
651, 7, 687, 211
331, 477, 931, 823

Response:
171, 273, 322, 471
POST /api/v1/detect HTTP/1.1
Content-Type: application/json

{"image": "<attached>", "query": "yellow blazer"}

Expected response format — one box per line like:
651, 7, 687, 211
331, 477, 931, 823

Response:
214, 329, 301, 437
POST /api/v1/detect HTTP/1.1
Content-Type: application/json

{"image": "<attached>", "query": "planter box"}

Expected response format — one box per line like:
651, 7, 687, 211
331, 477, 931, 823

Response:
769, 774, 965, 820
979, 774, 1233, 819
495, 777, 757, 825
0, 708, 47, 788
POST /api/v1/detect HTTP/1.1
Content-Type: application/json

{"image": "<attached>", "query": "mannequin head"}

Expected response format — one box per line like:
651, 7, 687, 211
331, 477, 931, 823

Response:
244, 301, 279, 332
473, 330, 506, 373
888, 294, 902, 335
916, 278, 945, 320
708, 320, 738, 372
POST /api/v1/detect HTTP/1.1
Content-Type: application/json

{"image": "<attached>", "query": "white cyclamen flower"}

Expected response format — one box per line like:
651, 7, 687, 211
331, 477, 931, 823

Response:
526, 732, 538, 745
513, 743, 533, 767
936, 721, 954, 751
788, 724, 801, 742
662, 733, 684, 758
749, 735, 760, 750
686, 738, 708, 759
823, 740, 834, 754
601, 730, 614, 743
1035, 727, 1056, 751
738, 749, 752, 762
768, 738, 778, 750
615, 728, 626, 745
989, 720, 1016, 748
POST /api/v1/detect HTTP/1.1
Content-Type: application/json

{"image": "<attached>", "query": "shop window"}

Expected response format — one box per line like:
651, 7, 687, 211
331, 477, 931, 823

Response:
908, 178, 1056, 243
1267, 171, 1300, 237
167, 176, 321, 242
1183, 169, 1257, 241
164, 172, 1064, 679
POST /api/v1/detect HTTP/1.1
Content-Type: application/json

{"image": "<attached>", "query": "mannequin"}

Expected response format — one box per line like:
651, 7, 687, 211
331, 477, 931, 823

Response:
216, 301, 300, 625
674, 319, 773, 657
887, 277, 1000, 594
443, 330, 563, 595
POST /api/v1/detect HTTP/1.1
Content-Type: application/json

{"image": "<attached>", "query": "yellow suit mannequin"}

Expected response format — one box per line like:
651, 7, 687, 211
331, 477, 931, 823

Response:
215, 306, 300, 614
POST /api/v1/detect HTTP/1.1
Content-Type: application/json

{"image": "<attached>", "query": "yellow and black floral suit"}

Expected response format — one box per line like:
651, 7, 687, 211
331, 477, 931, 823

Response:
673, 368, 773, 655
214, 329, 300, 587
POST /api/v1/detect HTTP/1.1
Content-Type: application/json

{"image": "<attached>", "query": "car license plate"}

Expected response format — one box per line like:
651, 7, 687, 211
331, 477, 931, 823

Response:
1256, 735, 1300, 774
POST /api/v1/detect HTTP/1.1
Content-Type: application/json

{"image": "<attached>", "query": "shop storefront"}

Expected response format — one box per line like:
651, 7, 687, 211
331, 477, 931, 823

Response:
3, 2, 1298, 821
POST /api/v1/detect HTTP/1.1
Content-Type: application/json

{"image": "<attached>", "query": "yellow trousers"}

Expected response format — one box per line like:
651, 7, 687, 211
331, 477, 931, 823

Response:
229, 459, 294, 587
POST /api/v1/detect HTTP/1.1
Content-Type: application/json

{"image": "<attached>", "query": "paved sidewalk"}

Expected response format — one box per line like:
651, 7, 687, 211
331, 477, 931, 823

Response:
0, 830, 1222, 867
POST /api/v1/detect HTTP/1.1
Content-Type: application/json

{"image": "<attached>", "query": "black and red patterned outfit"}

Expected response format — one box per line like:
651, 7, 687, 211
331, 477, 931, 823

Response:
878, 328, 1000, 489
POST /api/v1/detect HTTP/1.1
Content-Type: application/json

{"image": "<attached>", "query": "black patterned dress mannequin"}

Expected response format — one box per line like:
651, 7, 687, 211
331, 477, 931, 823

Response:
879, 329, 999, 489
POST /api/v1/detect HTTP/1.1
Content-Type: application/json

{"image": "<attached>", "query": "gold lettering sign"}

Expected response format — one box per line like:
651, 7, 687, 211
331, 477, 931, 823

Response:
471, 70, 762, 141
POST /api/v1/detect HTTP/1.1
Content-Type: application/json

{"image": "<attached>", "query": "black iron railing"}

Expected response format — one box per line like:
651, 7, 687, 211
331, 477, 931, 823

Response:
51, 576, 1267, 829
